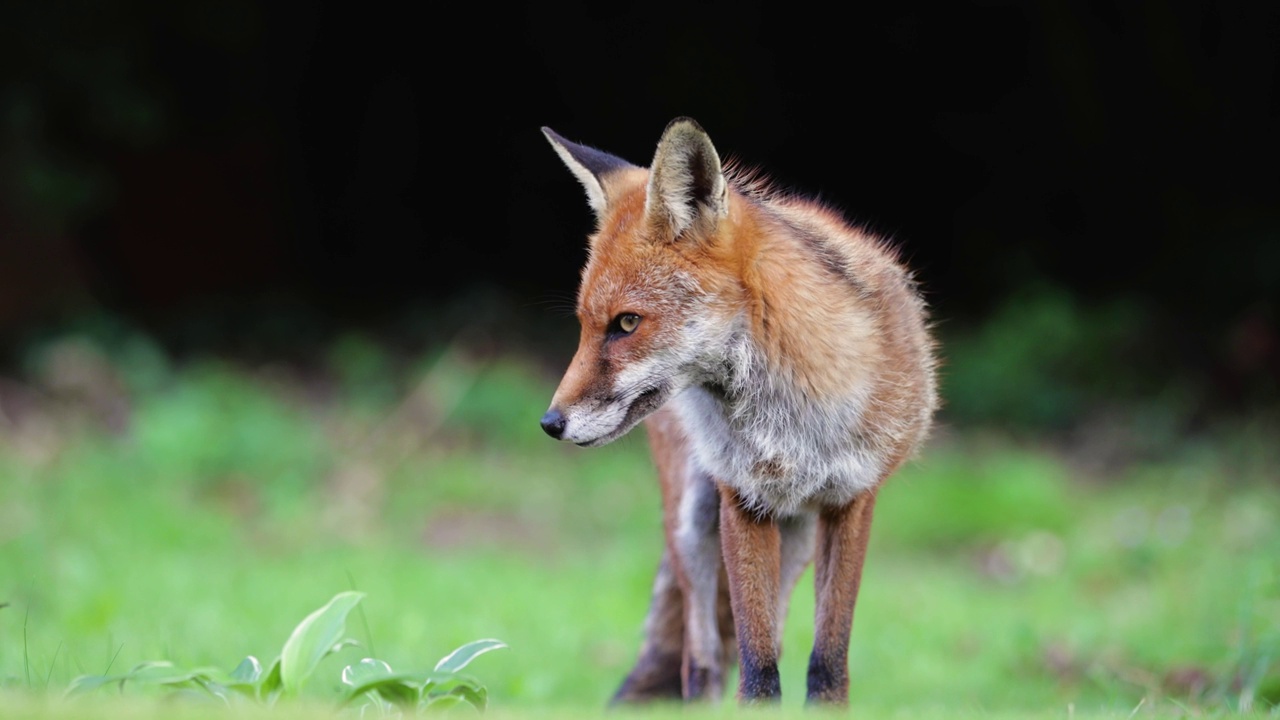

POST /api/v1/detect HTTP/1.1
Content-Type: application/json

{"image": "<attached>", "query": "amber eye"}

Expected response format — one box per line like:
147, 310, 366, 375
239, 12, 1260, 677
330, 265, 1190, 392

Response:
610, 313, 642, 336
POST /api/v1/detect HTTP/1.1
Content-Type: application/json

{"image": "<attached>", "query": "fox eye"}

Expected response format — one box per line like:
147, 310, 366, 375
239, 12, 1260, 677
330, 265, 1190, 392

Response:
609, 313, 642, 337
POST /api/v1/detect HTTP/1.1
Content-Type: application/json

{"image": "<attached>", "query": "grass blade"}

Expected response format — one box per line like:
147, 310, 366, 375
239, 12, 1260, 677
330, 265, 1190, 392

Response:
103, 642, 124, 676
346, 570, 377, 660
23, 607, 31, 688
44, 641, 62, 690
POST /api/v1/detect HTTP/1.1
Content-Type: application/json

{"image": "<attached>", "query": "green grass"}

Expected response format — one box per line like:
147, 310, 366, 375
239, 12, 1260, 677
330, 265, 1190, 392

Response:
1, 338, 1278, 717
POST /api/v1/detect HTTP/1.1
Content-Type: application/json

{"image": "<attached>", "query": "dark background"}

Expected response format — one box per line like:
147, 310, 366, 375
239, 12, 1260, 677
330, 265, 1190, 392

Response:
2, 1, 1277, 422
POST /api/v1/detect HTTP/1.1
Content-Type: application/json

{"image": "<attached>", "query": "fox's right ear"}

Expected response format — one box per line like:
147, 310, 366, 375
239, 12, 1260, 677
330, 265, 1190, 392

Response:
542, 127, 637, 218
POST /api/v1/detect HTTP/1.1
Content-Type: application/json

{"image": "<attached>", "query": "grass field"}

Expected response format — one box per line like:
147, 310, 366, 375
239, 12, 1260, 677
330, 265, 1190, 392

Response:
1, 336, 1278, 717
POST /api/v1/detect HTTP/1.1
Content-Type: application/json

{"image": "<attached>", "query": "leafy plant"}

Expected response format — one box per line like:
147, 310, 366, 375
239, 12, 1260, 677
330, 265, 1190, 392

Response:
338, 639, 507, 713
67, 591, 506, 713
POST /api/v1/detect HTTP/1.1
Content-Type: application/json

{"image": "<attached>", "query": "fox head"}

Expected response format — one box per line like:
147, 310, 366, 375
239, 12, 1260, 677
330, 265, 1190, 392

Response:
540, 118, 745, 446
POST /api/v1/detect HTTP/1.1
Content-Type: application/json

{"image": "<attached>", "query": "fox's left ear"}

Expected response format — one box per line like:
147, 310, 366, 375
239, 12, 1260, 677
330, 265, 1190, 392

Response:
542, 127, 638, 219
645, 117, 728, 239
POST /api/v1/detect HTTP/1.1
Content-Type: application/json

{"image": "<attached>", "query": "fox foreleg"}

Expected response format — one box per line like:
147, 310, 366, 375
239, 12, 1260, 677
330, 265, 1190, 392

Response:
718, 483, 783, 702
806, 489, 878, 705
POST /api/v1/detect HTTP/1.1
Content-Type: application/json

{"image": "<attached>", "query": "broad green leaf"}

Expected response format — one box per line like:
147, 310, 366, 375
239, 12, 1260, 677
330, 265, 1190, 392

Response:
331, 638, 360, 655
448, 683, 488, 711
423, 693, 464, 710
341, 669, 483, 707
279, 591, 364, 696
191, 676, 232, 704
420, 671, 483, 700
65, 664, 227, 698
426, 671, 481, 689
222, 681, 260, 700
340, 660, 430, 707
257, 656, 282, 702
229, 656, 262, 684
123, 661, 202, 686
65, 674, 122, 696
174, 667, 245, 704
341, 658, 393, 687
124, 660, 177, 676
345, 676, 421, 707
432, 639, 506, 674
165, 687, 220, 704
353, 695, 396, 717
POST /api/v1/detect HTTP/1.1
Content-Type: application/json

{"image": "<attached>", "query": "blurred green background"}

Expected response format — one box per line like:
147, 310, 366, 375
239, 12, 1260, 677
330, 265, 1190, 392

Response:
2, 305, 1277, 717
2, 2, 1279, 717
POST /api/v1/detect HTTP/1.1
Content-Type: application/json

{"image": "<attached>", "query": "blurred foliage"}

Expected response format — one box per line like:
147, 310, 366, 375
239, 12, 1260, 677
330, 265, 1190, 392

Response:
0, 317, 1277, 719
934, 284, 1280, 477
10, 296, 1279, 485
941, 287, 1147, 430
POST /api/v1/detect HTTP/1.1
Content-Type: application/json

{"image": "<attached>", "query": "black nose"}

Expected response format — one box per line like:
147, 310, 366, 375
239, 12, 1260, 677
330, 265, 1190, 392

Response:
540, 408, 567, 439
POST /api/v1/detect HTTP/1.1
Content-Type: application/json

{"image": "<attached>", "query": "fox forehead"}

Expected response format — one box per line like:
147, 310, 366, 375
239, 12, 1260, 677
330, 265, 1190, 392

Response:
576, 249, 701, 322
575, 186, 703, 321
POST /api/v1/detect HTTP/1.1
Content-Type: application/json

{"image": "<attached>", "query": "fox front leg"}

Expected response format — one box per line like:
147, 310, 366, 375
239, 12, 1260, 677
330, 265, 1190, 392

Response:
806, 489, 878, 705
718, 483, 782, 702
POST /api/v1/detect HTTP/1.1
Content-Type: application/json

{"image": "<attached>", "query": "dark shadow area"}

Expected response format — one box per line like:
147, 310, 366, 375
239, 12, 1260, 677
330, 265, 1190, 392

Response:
1, 1, 1277, 429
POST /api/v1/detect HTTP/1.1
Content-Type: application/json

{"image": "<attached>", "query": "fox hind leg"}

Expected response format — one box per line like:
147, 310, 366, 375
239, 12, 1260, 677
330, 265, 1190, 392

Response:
674, 470, 728, 700
777, 512, 817, 646
611, 471, 728, 704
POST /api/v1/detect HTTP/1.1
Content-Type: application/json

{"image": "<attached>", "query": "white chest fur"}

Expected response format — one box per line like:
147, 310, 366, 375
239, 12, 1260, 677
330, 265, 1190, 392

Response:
670, 349, 886, 517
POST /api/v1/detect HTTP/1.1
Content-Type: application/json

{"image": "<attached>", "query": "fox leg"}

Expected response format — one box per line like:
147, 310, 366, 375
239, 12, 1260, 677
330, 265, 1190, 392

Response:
806, 489, 878, 705
620, 409, 727, 703
673, 471, 727, 700
610, 550, 685, 704
776, 512, 817, 644
718, 483, 783, 702
715, 563, 737, 674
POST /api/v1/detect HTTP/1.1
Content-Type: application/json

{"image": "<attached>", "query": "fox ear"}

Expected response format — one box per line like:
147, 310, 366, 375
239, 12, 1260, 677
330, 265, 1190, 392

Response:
645, 117, 728, 238
542, 127, 637, 217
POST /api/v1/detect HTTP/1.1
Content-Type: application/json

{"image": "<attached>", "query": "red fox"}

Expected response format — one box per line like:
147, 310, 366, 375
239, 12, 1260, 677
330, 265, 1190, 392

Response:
539, 118, 938, 705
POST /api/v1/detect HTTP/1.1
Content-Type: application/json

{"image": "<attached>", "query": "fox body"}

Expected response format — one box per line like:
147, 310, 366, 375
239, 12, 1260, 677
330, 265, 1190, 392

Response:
540, 118, 937, 705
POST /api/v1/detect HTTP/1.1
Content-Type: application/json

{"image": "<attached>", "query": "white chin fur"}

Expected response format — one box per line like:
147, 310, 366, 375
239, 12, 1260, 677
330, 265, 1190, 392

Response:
561, 408, 627, 446
563, 355, 682, 446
